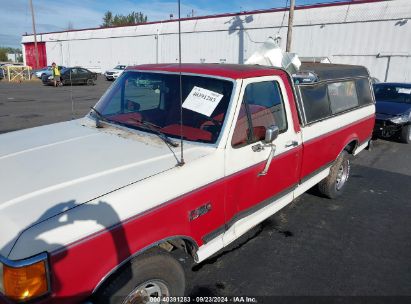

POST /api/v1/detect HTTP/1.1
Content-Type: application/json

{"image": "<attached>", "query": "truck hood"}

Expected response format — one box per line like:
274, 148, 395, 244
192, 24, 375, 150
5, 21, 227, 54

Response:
0, 119, 211, 257
375, 101, 411, 116
105, 69, 123, 74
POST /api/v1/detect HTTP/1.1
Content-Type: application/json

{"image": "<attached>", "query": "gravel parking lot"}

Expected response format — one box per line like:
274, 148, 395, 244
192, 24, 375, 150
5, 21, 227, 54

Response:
1, 78, 410, 302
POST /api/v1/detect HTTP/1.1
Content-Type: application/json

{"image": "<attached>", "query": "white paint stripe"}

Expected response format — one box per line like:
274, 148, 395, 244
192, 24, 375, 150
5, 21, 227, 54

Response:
294, 167, 331, 198
353, 140, 369, 156
302, 105, 375, 142
0, 133, 99, 160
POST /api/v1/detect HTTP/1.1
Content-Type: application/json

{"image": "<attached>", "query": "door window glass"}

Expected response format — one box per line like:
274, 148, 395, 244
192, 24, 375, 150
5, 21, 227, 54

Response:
78, 68, 89, 74
232, 81, 287, 147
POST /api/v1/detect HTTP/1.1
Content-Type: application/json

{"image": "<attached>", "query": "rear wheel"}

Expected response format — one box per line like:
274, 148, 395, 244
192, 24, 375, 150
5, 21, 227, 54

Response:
400, 125, 411, 144
318, 150, 350, 199
95, 248, 185, 304
87, 78, 95, 86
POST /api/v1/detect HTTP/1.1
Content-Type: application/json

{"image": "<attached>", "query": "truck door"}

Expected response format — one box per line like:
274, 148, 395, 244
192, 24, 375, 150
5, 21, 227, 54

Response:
224, 76, 302, 243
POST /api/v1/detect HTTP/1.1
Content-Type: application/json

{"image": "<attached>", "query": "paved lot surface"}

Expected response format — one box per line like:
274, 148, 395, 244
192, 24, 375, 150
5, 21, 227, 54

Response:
1, 79, 410, 302
0, 77, 110, 134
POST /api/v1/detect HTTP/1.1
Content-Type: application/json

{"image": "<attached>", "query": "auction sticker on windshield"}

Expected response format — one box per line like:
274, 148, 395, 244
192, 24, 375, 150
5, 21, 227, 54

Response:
182, 86, 224, 117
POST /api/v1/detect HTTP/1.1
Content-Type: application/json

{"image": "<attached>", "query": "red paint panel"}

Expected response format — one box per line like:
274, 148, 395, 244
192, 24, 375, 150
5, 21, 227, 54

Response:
278, 71, 301, 133
300, 115, 375, 179
225, 147, 302, 222
48, 178, 226, 301
24, 42, 47, 69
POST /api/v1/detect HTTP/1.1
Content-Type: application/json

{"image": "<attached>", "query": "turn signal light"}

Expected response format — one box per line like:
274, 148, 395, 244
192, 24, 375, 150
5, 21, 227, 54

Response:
3, 260, 48, 301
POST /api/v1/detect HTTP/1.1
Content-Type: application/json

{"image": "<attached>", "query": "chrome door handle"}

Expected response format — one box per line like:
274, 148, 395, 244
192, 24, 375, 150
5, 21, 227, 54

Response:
285, 141, 298, 148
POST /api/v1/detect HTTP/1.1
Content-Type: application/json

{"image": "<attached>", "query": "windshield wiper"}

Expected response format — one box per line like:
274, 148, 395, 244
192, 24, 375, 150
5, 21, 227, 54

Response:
90, 106, 110, 127
129, 118, 179, 148
89, 108, 179, 148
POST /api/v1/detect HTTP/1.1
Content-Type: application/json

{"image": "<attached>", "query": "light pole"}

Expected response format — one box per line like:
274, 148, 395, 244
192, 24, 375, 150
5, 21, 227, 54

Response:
286, 0, 295, 52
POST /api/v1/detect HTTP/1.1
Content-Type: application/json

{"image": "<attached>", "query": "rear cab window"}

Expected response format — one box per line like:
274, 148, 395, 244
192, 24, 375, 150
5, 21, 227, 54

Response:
297, 77, 374, 125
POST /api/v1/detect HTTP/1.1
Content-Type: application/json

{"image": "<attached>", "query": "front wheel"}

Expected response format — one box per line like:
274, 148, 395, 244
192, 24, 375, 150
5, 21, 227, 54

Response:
95, 248, 185, 304
318, 150, 350, 199
400, 125, 411, 144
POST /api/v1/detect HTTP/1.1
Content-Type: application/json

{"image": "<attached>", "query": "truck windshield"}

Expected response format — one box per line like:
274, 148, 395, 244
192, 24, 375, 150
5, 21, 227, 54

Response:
93, 71, 234, 144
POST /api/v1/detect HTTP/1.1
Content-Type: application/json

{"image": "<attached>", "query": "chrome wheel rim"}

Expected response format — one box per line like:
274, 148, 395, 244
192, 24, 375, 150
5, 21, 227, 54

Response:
122, 280, 170, 304
335, 159, 349, 191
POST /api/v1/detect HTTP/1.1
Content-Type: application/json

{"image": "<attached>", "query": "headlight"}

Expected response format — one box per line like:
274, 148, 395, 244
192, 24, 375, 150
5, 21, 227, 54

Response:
389, 114, 410, 124
0, 253, 50, 302
47, 75, 53, 80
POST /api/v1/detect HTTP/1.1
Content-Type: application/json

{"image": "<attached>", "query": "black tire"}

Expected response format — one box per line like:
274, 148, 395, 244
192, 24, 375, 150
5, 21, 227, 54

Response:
95, 248, 185, 304
318, 150, 350, 199
400, 125, 411, 144
87, 78, 95, 86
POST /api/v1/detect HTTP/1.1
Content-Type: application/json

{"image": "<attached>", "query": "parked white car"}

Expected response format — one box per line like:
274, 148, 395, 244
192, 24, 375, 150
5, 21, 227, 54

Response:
103, 65, 127, 80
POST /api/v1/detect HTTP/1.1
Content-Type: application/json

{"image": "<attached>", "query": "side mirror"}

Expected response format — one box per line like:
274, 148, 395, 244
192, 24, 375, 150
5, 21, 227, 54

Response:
263, 125, 279, 144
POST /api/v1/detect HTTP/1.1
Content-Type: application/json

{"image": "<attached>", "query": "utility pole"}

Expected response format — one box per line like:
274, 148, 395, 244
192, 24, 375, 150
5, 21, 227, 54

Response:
29, 0, 40, 68
286, 0, 295, 52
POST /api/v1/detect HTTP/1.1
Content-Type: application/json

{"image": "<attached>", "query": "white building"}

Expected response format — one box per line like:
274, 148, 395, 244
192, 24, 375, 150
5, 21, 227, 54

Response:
22, 0, 411, 82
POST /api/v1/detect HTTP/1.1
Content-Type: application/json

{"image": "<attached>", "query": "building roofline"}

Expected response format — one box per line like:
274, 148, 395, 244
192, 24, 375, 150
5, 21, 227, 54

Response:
22, 0, 388, 38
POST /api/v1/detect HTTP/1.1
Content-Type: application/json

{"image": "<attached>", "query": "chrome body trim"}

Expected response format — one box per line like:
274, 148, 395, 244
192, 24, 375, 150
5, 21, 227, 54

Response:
0, 252, 48, 268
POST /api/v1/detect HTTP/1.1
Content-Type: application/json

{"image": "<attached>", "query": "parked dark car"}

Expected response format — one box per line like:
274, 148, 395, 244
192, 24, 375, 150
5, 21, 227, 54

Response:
373, 82, 411, 143
0, 68, 4, 80
42, 67, 97, 86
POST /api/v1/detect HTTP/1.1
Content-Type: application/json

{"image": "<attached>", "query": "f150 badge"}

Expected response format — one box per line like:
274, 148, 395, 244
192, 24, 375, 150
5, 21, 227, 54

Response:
189, 203, 212, 221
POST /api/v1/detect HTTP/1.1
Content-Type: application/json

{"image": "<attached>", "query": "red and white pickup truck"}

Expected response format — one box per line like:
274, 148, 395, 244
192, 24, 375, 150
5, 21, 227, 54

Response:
0, 63, 374, 303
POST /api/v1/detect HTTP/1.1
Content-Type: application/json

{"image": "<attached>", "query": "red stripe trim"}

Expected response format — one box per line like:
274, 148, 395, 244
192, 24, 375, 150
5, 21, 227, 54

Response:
22, 0, 388, 37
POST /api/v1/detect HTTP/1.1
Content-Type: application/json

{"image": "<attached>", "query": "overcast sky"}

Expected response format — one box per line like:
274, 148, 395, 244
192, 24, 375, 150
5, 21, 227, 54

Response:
1, 0, 347, 48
